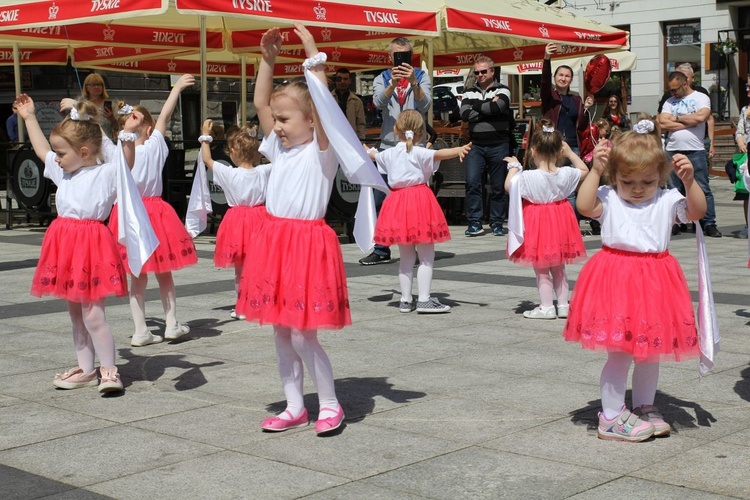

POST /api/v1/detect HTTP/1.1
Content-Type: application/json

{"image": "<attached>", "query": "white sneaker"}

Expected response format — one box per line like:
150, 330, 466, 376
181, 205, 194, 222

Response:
556, 304, 569, 319
523, 306, 556, 319
165, 323, 190, 340
230, 309, 246, 320
130, 332, 164, 347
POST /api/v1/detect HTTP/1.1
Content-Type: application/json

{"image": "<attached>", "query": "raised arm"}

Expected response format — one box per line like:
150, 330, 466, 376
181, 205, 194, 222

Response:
121, 111, 144, 169
254, 28, 282, 137
504, 155, 521, 192
294, 21, 329, 150
562, 141, 588, 181
576, 141, 609, 218
13, 94, 51, 161
199, 119, 216, 170
155, 74, 195, 136
672, 153, 707, 222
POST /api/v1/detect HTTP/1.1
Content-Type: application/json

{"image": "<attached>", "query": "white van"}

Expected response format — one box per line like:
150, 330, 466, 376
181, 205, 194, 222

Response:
433, 82, 464, 101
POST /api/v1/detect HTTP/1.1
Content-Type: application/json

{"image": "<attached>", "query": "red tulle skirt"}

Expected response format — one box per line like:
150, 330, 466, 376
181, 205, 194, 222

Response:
374, 184, 451, 246
214, 204, 268, 268
109, 197, 197, 275
563, 246, 699, 362
32, 217, 127, 302
235, 215, 351, 331
508, 200, 586, 267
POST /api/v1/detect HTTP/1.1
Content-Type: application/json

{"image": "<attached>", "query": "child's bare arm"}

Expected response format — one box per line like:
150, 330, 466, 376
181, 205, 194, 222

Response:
294, 22, 329, 150
200, 119, 216, 170
577, 142, 609, 218
562, 141, 588, 182
504, 155, 520, 192
672, 154, 707, 221
121, 111, 144, 169
155, 74, 195, 136
434, 142, 471, 162
13, 94, 51, 160
255, 28, 282, 137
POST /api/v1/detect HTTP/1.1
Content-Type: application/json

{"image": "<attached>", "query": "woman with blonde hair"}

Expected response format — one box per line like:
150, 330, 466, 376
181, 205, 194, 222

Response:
60, 73, 119, 139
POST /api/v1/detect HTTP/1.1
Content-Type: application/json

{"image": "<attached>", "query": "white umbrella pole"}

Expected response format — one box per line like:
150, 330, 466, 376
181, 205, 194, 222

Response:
426, 39, 433, 125
200, 16, 207, 123
240, 56, 246, 127
13, 43, 25, 142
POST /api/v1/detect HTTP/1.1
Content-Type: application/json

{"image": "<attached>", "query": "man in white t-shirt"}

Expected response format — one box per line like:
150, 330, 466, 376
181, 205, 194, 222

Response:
658, 71, 720, 237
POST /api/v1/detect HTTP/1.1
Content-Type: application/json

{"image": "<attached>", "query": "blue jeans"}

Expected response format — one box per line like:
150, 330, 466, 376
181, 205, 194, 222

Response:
667, 149, 716, 227
465, 142, 510, 226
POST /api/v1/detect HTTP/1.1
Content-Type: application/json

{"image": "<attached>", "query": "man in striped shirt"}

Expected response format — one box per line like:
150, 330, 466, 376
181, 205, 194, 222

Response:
460, 56, 514, 237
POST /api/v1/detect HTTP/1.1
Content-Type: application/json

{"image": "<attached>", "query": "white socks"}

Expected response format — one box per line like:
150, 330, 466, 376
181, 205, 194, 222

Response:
274, 326, 339, 421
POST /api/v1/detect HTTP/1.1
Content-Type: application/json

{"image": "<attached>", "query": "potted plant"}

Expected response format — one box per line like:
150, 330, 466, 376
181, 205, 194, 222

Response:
716, 38, 738, 55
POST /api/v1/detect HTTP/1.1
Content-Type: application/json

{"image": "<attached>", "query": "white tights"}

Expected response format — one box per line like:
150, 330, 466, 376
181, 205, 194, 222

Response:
398, 243, 435, 302
600, 351, 660, 419
273, 326, 339, 420
533, 265, 568, 308
67, 299, 116, 372
129, 272, 178, 335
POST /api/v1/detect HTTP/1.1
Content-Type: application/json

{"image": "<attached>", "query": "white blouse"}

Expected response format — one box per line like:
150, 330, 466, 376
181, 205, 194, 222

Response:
212, 162, 271, 207
44, 151, 117, 221
374, 143, 439, 189
517, 167, 581, 203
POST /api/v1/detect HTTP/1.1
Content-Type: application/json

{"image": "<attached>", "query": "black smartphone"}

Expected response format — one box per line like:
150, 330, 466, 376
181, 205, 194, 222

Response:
392, 51, 412, 68
103, 100, 112, 113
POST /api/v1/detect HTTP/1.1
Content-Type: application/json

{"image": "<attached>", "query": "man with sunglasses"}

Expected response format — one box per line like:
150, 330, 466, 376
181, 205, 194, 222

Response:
460, 56, 514, 237
658, 70, 720, 237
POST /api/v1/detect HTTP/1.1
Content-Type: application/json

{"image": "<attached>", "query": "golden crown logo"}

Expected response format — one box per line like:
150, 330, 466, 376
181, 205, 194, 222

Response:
48, 2, 59, 20
331, 48, 341, 61
513, 48, 523, 61
313, 3, 326, 20
321, 28, 332, 41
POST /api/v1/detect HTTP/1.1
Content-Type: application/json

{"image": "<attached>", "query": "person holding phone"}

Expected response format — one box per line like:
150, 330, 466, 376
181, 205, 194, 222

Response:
60, 73, 119, 140
361, 37, 432, 266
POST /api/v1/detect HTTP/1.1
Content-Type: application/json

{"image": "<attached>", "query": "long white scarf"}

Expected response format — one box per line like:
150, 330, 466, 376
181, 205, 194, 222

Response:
696, 225, 719, 376
185, 153, 212, 238
304, 68, 390, 253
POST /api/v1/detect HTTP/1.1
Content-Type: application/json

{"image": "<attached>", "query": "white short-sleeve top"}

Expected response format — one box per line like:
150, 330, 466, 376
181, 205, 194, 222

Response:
596, 185, 688, 253
517, 167, 581, 204
44, 151, 117, 220
131, 130, 169, 197
259, 131, 337, 220
374, 143, 439, 189
212, 162, 271, 207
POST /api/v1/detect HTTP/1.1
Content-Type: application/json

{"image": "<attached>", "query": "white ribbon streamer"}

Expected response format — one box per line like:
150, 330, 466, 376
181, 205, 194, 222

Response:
506, 175, 524, 257
695, 225, 720, 376
185, 152, 213, 238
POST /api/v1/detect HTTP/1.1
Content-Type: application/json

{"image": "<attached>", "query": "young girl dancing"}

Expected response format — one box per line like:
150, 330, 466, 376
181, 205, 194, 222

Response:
505, 119, 588, 319
564, 118, 707, 442
199, 119, 271, 319
15, 94, 145, 393
368, 109, 470, 313
107, 74, 197, 347
236, 23, 388, 435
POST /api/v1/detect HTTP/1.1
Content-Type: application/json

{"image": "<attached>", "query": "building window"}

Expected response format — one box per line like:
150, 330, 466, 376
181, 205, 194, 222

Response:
664, 20, 702, 85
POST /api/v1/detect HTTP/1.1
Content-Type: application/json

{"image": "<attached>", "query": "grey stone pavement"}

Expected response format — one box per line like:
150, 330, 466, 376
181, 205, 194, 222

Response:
1, 180, 749, 500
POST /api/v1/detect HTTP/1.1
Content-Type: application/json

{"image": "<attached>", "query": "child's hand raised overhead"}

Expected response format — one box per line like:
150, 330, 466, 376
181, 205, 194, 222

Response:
672, 153, 695, 184
591, 140, 611, 174
174, 74, 196, 92
202, 119, 213, 136
13, 94, 35, 120
260, 27, 283, 61
293, 22, 319, 58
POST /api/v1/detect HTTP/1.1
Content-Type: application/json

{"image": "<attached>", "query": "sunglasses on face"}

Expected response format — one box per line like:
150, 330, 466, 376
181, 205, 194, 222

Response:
474, 69, 490, 75
669, 85, 683, 95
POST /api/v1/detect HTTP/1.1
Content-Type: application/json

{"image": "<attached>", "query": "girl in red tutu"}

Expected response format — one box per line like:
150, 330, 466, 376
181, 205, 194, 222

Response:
237, 23, 386, 435
505, 118, 588, 320
564, 118, 707, 442
105, 75, 197, 347
368, 109, 471, 313
199, 119, 270, 320
15, 94, 146, 394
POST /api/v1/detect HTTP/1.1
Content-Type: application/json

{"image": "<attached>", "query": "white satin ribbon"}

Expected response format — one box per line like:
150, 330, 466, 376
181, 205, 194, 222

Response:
304, 66, 389, 253
506, 175, 524, 257
695, 225, 720, 376
115, 143, 159, 276
185, 153, 212, 238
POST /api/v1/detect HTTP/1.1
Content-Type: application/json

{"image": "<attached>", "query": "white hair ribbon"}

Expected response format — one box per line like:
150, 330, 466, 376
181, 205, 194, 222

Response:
633, 120, 655, 134
117, 104, 133, 116
542, 125, 554, 133
247, 127, 257, 138
69, 108, 91, 122
405, 130, 414, 140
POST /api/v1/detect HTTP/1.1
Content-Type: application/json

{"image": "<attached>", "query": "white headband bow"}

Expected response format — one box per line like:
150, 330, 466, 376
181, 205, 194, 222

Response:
633, 120, 655, 134
69, 108, 91, 122
405, 130, 414, 140
247, 127, 257, 138
542, 125, 555, 133
118, 104, 133, 115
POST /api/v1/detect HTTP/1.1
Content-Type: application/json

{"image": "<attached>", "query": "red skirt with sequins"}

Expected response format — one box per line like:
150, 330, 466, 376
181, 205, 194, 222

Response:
374, 184, 451, 246
508, 200, 586, 267
563, 246, 699, 362
32, 217, 127, 302
214, 204, 267, 268
235, 214, 351, 331
109, 197, 197, 275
